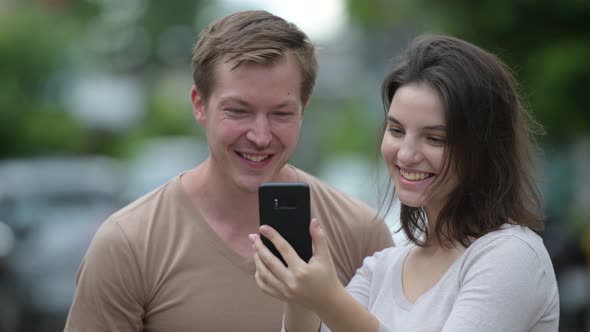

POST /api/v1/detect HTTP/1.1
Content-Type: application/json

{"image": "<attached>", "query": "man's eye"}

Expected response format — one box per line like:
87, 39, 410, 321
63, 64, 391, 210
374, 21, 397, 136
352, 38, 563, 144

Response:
226, 109, 247, 115
273, 112, 294, 117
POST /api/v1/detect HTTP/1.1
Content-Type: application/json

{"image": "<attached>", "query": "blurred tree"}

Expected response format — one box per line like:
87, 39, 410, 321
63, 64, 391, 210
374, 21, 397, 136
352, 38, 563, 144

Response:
0, 3, 97, 158
317, 98, 383, 159
346, 0, 590, 143
140, 0, 204, 65
0, 0, 208, 159
78, 0, 206, 148
138, 0, 206, 139
142, 73, 199, 138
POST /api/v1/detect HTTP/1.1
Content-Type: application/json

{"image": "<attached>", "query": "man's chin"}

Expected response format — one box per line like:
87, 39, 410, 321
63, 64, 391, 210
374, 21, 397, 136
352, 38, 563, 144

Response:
234, 176, 272, 194
233, 163, 291, 192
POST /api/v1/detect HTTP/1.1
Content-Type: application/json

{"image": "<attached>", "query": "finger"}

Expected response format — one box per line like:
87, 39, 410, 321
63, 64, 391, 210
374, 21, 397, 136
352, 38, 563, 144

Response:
259, 225, 303, 268
249, 233, 259, 244
252, 249, 278, 283
254, 270, 281, 298
253, 230, 293, 282
253, 251, 288, 300
309, 219, 332, 261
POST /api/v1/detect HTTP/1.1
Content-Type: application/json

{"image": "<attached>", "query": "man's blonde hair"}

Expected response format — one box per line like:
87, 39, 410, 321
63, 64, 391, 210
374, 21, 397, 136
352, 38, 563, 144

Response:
192, 10, 318, 104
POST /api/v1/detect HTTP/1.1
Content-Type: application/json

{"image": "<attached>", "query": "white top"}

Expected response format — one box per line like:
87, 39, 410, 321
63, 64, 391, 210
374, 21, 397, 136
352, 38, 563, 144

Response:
319, 224, 559, 332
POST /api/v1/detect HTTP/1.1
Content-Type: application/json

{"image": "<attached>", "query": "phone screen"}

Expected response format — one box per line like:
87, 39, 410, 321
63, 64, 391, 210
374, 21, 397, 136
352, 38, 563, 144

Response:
258, 182, 312, 265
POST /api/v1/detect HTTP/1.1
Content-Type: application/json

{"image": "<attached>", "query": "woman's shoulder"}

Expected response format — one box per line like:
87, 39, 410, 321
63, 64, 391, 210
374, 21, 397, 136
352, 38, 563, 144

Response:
363, 245, 411, 269
470, 224, 548, 257
462, 224, 555, 278
456, 224, 559, 323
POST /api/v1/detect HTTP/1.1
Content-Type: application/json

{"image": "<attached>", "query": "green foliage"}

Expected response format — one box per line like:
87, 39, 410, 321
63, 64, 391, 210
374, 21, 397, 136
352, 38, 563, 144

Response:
318, 98, 383, 159
525, 39, 590, 142
347, 0, 420, 30
144, 92, 197, 138
140, 0, 202, 66
18, 107, 89, 156
0, 1, 204, 159
0, 5, 84, 158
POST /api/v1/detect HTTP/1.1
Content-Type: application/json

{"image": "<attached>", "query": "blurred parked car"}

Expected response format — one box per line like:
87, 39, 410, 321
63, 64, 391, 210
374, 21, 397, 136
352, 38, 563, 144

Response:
123, 136, 209, 201
0, 220, 17, 332
0, 156, 126, 332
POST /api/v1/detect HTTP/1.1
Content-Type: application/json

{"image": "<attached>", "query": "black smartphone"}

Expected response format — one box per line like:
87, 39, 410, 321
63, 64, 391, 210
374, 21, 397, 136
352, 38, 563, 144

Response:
258, 182, 312, 266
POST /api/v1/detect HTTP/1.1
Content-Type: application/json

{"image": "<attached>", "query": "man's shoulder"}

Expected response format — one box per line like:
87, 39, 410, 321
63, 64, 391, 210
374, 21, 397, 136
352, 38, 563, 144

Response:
297, 168, 357, 202
92, 175, 186, 250
297, 168, 377, 214
96, 175, 183, 241
295, 168, 388, 237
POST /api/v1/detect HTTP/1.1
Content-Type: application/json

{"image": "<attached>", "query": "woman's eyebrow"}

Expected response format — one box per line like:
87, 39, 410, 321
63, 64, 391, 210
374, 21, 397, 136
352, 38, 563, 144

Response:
423, 124, 446, 131
387, 115, 446, 131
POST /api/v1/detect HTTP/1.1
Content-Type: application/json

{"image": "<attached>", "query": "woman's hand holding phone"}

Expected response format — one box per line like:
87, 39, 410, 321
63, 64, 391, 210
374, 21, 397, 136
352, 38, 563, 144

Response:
249, 219, 343, 313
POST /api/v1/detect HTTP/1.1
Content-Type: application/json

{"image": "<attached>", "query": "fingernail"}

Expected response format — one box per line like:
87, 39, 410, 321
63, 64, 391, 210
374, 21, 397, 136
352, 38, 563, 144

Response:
259, 225, 269, 234
248, 234, 256, 242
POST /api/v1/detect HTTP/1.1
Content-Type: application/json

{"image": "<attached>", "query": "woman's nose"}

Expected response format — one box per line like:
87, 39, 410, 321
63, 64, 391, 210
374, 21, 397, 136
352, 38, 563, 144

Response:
397, 139, 421, 165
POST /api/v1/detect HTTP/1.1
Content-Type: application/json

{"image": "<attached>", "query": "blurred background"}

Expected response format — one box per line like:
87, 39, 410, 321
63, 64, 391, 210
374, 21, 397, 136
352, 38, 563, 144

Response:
0, 0, 588, 331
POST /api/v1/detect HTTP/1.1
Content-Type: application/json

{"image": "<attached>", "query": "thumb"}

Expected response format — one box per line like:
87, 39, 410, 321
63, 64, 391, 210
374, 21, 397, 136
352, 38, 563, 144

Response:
310, 218, 331, 260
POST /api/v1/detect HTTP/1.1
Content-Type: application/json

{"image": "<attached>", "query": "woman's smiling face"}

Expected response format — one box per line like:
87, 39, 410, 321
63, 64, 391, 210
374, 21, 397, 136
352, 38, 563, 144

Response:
381, 83, 456, 215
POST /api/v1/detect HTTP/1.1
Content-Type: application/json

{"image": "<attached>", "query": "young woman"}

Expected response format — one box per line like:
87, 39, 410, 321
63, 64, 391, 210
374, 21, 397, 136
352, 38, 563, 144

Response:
250, 34, 559, 331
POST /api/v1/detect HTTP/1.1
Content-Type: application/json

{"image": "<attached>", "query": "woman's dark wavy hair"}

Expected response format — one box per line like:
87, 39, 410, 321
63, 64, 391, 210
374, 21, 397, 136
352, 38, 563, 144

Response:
381, 34, 544, 247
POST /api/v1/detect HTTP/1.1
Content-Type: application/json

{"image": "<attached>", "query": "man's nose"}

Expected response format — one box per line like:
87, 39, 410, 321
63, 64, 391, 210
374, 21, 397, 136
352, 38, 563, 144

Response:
246, 116, 272, 148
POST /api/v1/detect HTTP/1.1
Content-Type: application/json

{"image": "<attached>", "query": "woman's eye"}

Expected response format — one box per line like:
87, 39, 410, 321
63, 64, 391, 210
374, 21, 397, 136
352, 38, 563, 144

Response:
387, 127, 403, 136
428, 136, 446, 145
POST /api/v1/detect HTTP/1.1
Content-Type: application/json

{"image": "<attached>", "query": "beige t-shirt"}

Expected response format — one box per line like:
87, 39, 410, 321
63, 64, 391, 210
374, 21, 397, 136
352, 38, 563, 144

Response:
64, 168, 393, 331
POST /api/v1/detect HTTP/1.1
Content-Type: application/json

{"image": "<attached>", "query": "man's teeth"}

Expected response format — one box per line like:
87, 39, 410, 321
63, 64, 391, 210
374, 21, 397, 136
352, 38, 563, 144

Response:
241, 153, 269, 162
400, 170, 430, 181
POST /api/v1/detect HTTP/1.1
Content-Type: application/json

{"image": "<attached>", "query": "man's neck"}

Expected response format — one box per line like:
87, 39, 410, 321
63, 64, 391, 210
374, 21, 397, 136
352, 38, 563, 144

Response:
180, 159, 298, 257
182, 162, 253, 227
180, 159, 298, 232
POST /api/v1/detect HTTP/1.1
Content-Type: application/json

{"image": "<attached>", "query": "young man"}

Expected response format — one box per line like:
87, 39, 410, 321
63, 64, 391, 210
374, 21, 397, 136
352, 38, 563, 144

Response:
64, 10, 393, 331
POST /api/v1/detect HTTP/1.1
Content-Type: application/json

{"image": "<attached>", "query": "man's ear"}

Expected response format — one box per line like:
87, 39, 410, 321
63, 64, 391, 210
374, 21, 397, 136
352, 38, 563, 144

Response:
300, 98, 311, 126
191, 85, 207, 126
304, 97, 311, 110
303, 96, 313, 114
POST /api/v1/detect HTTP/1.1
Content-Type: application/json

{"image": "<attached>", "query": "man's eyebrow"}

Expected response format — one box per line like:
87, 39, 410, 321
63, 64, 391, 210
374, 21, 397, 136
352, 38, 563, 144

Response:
387, 115, 446, 131
219, 97, 251, 107
275, 101, 296, 108
219, 97, 297, 110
